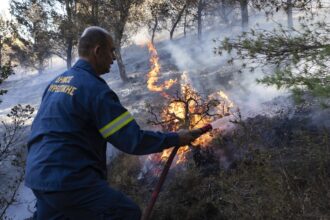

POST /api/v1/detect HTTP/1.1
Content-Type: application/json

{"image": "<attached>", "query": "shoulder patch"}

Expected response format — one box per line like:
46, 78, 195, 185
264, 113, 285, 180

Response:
49, 75, 77, 96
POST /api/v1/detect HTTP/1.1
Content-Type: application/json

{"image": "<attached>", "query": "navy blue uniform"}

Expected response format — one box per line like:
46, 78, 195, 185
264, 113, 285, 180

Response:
25, 59, 179, 219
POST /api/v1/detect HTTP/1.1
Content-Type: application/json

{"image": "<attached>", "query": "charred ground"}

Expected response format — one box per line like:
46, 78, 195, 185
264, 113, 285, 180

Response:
108, 95, 330, 219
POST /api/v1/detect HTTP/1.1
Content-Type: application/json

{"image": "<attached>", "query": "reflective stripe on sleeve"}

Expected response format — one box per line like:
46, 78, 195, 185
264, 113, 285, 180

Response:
99, 111, 134, 138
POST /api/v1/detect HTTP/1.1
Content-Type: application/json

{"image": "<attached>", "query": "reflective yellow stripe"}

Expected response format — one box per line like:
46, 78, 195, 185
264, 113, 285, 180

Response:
103, 116, 134, 138
99, 111, 134, 138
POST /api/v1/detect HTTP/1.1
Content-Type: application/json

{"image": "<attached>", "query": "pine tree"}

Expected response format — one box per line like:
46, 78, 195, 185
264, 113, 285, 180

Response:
0, 16, 15, 104
51, 0, 80, 69
147, 0, 171, 43
216, 2, 330, 105
251, 0, 322, 29
100, 0, 144, 82
10, 0, 53, 74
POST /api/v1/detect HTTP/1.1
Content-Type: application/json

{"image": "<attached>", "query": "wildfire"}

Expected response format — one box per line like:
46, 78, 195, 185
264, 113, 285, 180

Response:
218, 91, 234, 109
145, 41, 234, 167
147, 42, 177, 92
158, 78, 234, 164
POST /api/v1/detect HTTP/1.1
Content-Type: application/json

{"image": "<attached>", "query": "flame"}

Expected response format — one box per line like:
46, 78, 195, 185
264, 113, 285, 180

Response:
158, 76, 235, 164
160, 148, 172, 161
218, 91, 234, 109
207, 90, 234, 117
145, 42, 234, 167
177, 146, 190, 164
147, 42, 177, 92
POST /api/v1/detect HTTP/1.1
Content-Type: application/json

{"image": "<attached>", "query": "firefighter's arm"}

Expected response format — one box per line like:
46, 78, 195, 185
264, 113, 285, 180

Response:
93, 90, 203, 155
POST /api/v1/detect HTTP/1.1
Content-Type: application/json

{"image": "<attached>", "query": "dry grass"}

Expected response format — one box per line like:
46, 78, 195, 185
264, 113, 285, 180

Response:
108, 115, 330, 220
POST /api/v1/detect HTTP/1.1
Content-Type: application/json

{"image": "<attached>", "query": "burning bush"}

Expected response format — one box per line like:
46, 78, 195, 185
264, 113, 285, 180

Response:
145, 79, 234, 167
107, 42, 329, 219
108, 113, 330, 219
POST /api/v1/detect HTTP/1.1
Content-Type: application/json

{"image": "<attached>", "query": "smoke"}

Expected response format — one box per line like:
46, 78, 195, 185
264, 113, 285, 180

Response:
309, 107, 330, 129
163, 37, 226, 72
227, 70, 290, 117
157, 19, 290, 118
131, 27, 151, 46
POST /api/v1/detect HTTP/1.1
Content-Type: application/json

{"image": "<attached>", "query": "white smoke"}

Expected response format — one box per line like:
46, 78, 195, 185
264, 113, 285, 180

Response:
155, 10, 296, 118
131, 27, 151, 46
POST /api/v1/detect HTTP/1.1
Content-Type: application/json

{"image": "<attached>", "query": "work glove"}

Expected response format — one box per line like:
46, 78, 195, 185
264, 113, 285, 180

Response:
177, 129, 204, 146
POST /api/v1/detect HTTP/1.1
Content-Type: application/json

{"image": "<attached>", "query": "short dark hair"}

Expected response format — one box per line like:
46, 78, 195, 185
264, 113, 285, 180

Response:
78, 26, 112, 57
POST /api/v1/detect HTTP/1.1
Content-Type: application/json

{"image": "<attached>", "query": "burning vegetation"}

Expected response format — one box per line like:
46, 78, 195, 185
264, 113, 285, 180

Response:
1, 0, 330, 218
109, 110, 330, 220
147, 42, 177, 93
145, 42, 235, 168
146, 79, 234, 166
107, 42, 330, 220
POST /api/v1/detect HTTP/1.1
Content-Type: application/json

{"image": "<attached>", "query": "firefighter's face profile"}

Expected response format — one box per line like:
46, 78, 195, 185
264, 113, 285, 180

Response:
94, 37, 116, 75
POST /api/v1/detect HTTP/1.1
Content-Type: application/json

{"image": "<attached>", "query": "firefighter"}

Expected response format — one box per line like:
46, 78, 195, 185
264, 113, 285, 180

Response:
25, 26, 205, 220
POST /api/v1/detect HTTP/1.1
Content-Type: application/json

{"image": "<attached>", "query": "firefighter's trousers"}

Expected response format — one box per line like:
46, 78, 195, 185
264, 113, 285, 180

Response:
31, 182, 141, 220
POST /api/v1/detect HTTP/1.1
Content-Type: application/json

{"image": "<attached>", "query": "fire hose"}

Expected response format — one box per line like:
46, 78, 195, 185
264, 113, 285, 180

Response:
142, 124, 213, 220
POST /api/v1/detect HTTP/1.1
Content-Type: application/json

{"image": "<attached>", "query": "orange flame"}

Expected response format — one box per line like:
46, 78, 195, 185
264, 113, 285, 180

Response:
145, 43, 234, 167
147, 42, 177, 92
158, 75, 234, 164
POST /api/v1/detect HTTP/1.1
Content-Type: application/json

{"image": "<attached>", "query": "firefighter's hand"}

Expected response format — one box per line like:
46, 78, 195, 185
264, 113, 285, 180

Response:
177, 129, 203, 146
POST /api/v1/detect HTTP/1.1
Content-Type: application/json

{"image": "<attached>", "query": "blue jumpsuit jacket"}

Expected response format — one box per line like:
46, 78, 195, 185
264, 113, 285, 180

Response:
25, 59, 179, 191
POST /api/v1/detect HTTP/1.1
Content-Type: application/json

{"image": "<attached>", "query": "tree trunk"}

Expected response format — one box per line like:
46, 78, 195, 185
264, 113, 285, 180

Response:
286, 0, 293, 29
113, 10, 129, 82
170, 4, 187, 40
37, 53, 44, 74
91, 0, 99, 25
197, 0, 203, 41
65, 0, 74, 69
151, 16, 158, 44
240, 0, 249, 31
184, 9, 188, 38
0, 36, 2, 68
66, 38, 73, 69
115, 47, 128, 82
37, 64, 44, 74
221, 0, 229, 25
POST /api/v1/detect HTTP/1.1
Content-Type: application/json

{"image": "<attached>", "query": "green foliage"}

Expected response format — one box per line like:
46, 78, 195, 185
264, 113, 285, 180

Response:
0, 104, 34, 162
0, 15, 15, 103
10, 0, 53, 73
216, 11, 330, 105
251, 0, 322, 17
0, 63, 15, 104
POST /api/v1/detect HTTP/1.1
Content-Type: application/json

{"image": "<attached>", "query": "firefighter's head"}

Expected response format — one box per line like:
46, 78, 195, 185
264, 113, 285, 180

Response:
78, 26, 116, 75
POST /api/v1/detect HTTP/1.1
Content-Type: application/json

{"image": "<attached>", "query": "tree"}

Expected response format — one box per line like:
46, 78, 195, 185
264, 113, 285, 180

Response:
76, 0, 101, 25
218, 0, 249, 31
183, 3, 193, 37
251, 0, 322, 29
0, 104, 34, 162
218, 0, 235, 25
0, 63, 14, 104
100, 0, 144, 82
286, 0, 293, 28
240, 0, 249, 31
51, 0, 80, 69
216, 5, 330, 105
192, 0, 235, 40
168, 0, 189, 40
147, 0, 171, 43
0, 17, 15, 103
0, 104, 34, 219
10, 0, 53, 74
196, 0, 206, 40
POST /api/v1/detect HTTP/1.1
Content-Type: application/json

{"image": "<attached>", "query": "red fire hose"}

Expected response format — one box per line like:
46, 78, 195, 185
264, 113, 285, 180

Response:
142, 124, 212, 220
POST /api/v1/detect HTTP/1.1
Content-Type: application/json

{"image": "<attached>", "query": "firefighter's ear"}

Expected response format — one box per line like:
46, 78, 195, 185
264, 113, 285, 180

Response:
93, 45, 101, 56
